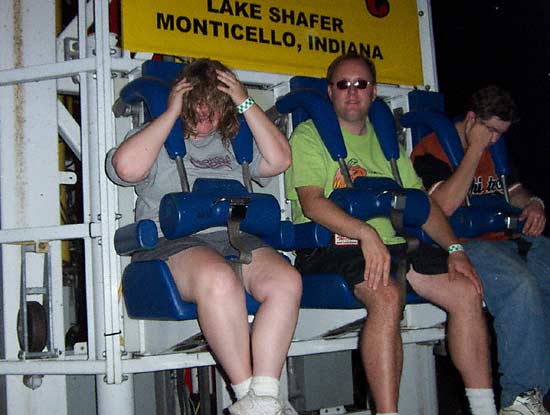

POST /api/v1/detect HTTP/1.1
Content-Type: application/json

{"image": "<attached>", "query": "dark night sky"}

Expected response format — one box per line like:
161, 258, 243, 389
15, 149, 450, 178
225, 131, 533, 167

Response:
430, 0, 550, 209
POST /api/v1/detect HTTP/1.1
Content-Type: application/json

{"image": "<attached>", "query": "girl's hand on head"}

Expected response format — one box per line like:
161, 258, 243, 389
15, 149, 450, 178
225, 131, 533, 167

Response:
167, 78, 193, 119
215, 69, 248, 106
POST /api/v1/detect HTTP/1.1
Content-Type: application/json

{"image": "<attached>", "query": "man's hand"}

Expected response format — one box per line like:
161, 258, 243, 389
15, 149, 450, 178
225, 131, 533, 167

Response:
520, 199, 546, 237
359, 225, 391, 290
447, 251, 483, 296
464, 117, 494, 153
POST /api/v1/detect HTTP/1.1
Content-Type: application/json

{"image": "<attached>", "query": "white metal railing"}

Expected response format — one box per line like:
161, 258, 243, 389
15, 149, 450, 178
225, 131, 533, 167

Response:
0, 223, 100, 244
0, 0, 444, 391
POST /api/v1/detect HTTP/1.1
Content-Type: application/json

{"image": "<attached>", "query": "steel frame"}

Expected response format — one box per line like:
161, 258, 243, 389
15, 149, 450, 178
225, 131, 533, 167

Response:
0, 1, 442, 414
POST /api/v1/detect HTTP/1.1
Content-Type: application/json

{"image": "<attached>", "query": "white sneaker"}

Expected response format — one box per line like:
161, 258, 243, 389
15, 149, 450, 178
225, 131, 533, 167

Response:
280, 399, 299, 415
499, 389, 549, 415
228, 390, 283, 415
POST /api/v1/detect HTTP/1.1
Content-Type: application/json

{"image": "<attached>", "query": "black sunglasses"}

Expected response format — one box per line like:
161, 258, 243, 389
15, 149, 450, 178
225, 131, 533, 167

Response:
331, 79, 375, 90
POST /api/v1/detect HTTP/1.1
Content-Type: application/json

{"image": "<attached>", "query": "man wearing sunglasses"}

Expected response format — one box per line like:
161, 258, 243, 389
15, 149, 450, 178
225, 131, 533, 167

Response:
411, 85, 550, 415
285, 52, 498, 414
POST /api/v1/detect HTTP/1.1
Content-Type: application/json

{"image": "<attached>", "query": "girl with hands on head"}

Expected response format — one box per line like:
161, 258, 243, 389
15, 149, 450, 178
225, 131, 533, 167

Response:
107, 58, 301, 415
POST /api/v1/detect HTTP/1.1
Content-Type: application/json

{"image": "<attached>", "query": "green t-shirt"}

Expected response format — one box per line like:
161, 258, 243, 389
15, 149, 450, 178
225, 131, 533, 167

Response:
285, 119, 424, 245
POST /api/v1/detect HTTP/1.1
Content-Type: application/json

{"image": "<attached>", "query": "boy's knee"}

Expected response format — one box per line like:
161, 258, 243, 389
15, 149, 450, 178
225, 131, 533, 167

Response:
356, 282, 403, 316
452, 278, 483, 313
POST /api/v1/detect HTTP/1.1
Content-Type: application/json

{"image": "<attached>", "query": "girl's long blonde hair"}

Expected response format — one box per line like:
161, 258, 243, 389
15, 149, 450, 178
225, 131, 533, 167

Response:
174, 58, 241, 145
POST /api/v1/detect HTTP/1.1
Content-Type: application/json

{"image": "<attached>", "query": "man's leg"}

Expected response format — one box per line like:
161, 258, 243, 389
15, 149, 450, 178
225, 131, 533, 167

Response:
522, 236, 550, 397
354, 280, 404, 413
295, 247, 404, 412
527, 236, 550, 395
464, 239, 549, 407
408, 269, 497, 414
407, 269, 491, 387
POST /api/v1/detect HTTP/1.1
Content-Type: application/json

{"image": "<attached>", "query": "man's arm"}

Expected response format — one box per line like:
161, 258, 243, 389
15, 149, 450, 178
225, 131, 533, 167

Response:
429, 121, 493, 215
297, 186, 391, 290
429, 147, 483, 215
509, 185, 546, 236
421, 199, 483, 295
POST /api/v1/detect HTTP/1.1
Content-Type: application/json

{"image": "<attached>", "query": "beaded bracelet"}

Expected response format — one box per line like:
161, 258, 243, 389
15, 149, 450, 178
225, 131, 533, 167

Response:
237, 97, 255, 114
448, 243, 464, 254
529, 196, 545, 211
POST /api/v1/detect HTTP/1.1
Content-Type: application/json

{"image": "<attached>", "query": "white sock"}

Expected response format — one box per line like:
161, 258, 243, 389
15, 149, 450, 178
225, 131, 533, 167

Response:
231, 377, 252, 400
250, 376, 280, 398
465, 388, 498, 415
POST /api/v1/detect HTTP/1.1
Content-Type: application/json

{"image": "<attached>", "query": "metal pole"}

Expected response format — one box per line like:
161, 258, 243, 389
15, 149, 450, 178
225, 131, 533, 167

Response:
88, 0, 134, 413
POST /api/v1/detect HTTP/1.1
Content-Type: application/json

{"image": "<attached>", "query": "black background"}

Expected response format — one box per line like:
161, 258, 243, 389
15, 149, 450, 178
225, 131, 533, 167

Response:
430, 2, 550, 405
430, 0, 550, 215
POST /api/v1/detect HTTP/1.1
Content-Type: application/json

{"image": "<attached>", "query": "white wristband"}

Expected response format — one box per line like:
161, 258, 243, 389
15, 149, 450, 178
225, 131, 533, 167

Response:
236, 97, 254, 114
529, 196, 545, 211
448, 243, 464, 254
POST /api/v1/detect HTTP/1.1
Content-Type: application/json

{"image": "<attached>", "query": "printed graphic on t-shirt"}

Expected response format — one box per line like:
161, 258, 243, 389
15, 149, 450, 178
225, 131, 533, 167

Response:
189, 154, 232, 170
470, 175, 503, 195
333, 159, 367, 189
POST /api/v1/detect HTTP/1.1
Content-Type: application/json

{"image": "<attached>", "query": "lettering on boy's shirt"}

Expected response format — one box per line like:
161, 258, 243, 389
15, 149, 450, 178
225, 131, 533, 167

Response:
469, 175, 504, 195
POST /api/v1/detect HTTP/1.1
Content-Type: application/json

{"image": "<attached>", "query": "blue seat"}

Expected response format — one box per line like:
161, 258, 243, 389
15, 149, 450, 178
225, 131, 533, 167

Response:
402, 90, 523, 243
114, 66, 433, 320
407, 90, 445, 148
277, 77, 432, 309
114, 61, 293, 320
121, 259, 263, 320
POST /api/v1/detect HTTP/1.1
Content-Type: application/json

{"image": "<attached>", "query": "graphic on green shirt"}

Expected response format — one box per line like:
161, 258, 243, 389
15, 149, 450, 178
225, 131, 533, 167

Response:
333, 159, 367, 189
286, 119, 424, 245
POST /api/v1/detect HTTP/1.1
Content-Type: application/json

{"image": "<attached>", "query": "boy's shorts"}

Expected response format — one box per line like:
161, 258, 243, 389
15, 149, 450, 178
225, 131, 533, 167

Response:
294, 242, 449, 287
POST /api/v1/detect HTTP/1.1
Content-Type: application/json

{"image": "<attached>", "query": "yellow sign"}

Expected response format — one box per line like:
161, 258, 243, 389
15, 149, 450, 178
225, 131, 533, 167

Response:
121, 0, 423, 86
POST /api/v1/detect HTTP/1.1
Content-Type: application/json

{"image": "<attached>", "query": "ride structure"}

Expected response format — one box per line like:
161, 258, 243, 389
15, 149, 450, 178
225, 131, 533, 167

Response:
0, 1, 457, 414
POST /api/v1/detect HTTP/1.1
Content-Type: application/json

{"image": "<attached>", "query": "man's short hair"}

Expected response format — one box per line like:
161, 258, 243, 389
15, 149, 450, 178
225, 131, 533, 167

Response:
466, 85, 518, 122
326, 52, 377, 84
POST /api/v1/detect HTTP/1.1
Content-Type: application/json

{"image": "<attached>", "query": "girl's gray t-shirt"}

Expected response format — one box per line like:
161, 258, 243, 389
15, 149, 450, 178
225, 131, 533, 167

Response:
106, 130, 269, 230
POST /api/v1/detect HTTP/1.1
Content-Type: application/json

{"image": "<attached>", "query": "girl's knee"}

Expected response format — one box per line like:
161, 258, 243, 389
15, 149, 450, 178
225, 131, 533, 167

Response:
267, 265, 303, 303
197, 262, 242, 299
285, 267, 303, 297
